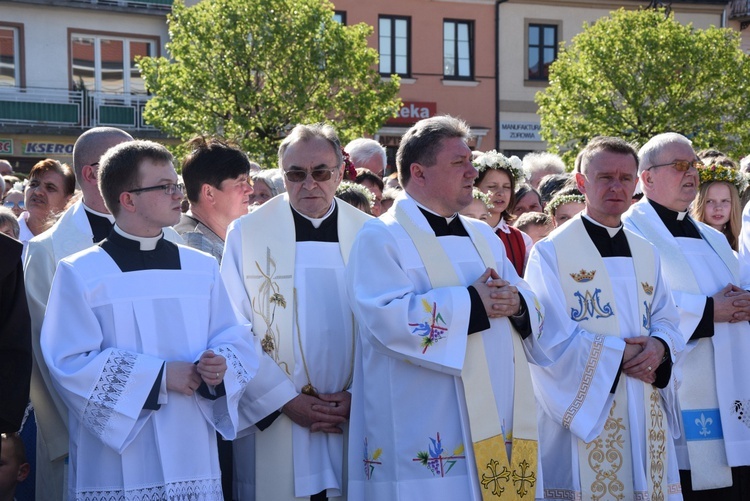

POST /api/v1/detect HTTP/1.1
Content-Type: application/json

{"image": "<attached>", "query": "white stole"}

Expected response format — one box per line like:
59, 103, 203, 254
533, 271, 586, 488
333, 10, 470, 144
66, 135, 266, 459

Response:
393, 200, 539, 501
626, 201, 734, 490
552, 216, 668, 501
240, 194, 370, 499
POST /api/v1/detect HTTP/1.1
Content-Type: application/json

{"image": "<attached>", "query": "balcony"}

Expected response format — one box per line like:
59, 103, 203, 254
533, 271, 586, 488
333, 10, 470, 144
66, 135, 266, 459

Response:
2, 0, 172, 14
729, 0, 750, 28
0, 86, 156, 131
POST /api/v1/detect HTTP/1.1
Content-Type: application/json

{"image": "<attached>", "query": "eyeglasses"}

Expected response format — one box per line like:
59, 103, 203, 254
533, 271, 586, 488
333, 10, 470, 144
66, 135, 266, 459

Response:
128, 183, 185, 195
283, 168, 338, 183
646, 159, 703, 172
2, 200, 24, 209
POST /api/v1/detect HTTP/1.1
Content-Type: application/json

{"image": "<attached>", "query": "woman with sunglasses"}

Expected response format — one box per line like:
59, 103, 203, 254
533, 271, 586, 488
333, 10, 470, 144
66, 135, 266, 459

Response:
2, 188, 25, 218
691, 157, 745, 252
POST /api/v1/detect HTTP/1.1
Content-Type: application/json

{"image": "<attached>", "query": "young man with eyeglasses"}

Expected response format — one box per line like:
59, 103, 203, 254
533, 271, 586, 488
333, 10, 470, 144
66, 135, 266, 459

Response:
221, 123, 371, 501
624, 132, 750, 500
40, 140, 259, 500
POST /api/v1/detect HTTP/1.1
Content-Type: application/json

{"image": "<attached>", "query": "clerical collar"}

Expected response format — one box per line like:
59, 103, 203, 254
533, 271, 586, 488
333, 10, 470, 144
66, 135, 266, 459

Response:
292, 203, 338, 242
581, 215, 631, 257
113, 224, 163, 251
83, 203, 115, 243
292, 202, 335, 229
83, 203, 115, 222
646, 198, 701, 238
410, 196, 459, 224
582, 213, 622, 238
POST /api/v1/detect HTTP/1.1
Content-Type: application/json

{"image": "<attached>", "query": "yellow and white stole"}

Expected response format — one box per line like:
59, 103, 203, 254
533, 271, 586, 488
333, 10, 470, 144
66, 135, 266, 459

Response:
394, 201, 539, 501
240, 194, 370, 499
553, 217, 668, 501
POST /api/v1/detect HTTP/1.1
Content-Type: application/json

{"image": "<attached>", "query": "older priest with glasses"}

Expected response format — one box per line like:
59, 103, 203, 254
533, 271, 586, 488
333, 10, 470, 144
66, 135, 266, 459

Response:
624, 132, 750, 500
40, 140, 258, 500
221, 123, 371, 500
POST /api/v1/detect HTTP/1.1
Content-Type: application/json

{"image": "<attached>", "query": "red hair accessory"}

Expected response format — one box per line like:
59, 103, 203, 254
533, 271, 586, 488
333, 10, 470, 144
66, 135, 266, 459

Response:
342, 149, 357, 181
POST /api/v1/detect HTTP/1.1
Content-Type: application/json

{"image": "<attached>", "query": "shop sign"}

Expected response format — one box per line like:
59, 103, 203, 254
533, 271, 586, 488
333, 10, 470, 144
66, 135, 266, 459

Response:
499, 122, 542, 142
22, 141, 75, 156
388, 102, 437, 125
0, 139, 12, 154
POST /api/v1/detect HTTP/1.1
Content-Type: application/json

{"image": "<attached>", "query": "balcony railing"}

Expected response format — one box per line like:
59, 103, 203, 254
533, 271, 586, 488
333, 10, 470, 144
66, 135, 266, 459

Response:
729, 0, 750, 20
67, 0, 172, 12
0, 86, 156, 131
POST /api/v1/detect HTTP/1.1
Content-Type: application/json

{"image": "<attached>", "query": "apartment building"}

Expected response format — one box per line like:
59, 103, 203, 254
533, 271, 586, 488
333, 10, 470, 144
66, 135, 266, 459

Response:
0, 0, 173, 171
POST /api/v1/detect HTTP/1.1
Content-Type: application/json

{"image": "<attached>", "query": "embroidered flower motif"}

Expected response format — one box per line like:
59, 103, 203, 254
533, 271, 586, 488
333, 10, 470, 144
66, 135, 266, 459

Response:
363, 437, 382, 480
413, 432, 465, 477
261, 335, 275, 355
269, 292, 287, 308
409, 299, 448, 353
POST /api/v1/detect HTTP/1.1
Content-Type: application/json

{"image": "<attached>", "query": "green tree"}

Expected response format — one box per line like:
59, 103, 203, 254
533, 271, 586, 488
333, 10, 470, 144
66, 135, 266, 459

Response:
536, 8, 750, 166
138, 0, 401, 164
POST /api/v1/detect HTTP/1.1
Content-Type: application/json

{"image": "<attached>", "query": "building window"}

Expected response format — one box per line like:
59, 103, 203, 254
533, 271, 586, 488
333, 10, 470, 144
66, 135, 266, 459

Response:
443, 20, 473, 79
528, 23, 557, 81
333, 11, 347, 25
71, 33, 156, 94
0, 26, 20, 87
379, 16, 410, 77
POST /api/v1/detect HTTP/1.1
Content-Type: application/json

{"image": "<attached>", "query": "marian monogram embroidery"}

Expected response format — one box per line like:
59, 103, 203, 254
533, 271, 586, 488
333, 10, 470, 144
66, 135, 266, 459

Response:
642, 300, 652, 330
570, 289, 614, 322
413, 432, 465, 477
409, 299, 448, 353
363, 437, 382, 480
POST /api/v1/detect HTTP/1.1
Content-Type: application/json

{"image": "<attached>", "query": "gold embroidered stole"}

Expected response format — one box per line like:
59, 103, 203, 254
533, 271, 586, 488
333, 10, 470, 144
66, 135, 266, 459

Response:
394, 201, 538, 500
554, 217, 668, 501
627, 202, 734, 490
240, 195, 370, 498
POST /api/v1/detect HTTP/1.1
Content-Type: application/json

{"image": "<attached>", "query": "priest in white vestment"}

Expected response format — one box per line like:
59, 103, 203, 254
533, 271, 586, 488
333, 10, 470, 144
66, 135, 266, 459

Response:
221, 123, 371, 501
345, 116, 546, 500
24, 127, 179, 501
624, 132, 750, 500
525, 136, 684, 500
41, 140, 257, 501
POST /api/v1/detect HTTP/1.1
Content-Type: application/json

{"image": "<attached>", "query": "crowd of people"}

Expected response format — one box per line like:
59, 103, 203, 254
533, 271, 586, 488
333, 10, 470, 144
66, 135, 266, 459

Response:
2, 116, 750, 501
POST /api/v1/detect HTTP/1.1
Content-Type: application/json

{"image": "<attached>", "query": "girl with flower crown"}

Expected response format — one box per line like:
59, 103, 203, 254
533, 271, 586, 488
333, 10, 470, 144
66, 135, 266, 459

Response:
472, 150, 532, 275
691, 156, 746, 252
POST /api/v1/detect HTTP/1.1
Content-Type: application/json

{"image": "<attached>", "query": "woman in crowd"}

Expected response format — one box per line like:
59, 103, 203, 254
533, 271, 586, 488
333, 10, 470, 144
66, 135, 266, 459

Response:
17, 159, 75, 249
692, 157, 745, 251
336, 181, 374, 215
473, 150, 531, 275
512, 184, 544, 217
249, 169, 285, 208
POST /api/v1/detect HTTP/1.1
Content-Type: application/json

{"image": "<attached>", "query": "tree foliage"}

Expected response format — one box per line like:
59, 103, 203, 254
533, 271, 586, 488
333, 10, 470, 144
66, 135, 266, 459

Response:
138, 0, 401, 164
536, 8, 750, 166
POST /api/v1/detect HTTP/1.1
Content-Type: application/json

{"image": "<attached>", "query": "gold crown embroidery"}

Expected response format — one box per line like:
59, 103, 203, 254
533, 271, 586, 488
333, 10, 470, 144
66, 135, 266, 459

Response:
570, 269, 596, 282
641, 282, 654, 295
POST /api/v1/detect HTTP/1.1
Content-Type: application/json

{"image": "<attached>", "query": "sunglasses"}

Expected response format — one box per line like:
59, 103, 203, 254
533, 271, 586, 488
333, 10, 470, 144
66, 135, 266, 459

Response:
283, 168, 338, 183
2, 200, 24, 209
646, 159, 703, 172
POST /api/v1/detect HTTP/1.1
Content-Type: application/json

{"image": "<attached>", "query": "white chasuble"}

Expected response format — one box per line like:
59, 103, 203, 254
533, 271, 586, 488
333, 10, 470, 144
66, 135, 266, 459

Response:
525, 215, 683, 500
221, 194, 371, 500
345, 194, 546, 501
40, 245, 258, 501
625, 200, 750, 489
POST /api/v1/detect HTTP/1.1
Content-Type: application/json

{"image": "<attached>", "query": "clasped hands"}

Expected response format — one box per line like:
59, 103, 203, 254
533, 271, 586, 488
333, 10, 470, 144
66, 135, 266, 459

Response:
473, 267, 521, 319
622, 337, 664, 385
713, 283, 750, 323
282, 391, 351, 434
166, 350, 227, 396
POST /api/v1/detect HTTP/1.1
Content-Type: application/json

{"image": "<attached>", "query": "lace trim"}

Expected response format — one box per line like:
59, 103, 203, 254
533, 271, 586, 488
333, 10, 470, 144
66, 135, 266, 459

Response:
78, 477, 222, 500
215, 345, 250, 385
82, 350, 137, 437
